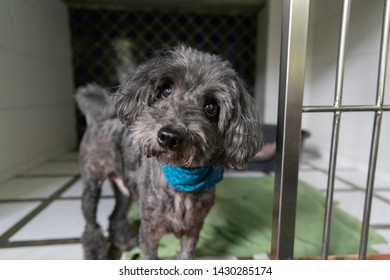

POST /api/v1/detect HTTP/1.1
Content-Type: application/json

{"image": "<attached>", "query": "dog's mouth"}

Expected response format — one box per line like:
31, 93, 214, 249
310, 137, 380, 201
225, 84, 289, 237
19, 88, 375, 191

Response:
147, 150, 209, 170
146, 149, 178, 162
146, 148, 200, 168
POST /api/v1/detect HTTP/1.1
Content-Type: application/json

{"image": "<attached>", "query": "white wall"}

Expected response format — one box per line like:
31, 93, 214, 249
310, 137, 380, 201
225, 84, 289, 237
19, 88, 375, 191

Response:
303, 0, 390, 174
0, 0, 76, 183
262, 0, 282, 124
264, 0, 389, 174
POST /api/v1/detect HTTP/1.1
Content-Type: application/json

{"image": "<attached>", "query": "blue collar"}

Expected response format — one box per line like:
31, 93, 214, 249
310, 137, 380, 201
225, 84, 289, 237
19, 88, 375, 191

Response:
161, 164, 224, 192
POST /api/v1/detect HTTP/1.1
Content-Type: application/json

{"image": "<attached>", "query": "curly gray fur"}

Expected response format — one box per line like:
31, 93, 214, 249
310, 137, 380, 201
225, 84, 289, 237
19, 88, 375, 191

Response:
75, 83, 116, 125
116, 45, 262, 169
77, 45, 262, 260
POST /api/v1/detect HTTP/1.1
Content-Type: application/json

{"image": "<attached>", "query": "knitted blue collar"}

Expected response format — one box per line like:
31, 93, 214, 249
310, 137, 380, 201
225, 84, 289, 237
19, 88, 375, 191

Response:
161, 164, 224, 192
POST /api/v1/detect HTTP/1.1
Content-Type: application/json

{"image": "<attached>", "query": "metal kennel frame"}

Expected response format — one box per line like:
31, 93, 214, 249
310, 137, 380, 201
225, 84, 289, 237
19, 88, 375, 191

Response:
271, 0, 390, 260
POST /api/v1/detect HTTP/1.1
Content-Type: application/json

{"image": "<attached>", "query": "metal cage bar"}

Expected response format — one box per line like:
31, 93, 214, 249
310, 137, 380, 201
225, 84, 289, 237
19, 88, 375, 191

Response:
321, 0, 351, 260
359, 0, 390, 260
296, 0, 390, 260
270, 0, 310, 260
303, 105, 390, 113
274, 0, 390, 260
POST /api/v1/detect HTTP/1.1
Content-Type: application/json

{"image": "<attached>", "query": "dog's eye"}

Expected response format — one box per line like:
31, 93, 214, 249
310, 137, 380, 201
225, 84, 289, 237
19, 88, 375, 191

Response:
158, 82, 174, 98
204, 101, 219, 118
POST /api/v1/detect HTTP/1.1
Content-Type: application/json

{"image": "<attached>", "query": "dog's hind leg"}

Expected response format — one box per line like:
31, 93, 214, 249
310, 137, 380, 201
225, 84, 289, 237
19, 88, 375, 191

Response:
107, 175, 138, 259
81, 179, 108, 259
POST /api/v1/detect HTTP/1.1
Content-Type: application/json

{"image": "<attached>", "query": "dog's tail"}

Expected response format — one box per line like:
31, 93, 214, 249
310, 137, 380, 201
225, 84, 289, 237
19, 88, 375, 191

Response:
112, 38, 137, 84
75, 83, 116, 126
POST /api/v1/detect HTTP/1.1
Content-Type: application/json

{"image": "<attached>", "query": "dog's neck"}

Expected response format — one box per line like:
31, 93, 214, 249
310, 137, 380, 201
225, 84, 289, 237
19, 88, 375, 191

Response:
160, 164, 224, 192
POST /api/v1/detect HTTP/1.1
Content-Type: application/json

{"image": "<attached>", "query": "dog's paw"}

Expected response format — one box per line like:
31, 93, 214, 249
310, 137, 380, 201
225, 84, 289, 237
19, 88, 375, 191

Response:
109, 220, 138, 251
176, 252, 194, 260
81, 225, 108, 260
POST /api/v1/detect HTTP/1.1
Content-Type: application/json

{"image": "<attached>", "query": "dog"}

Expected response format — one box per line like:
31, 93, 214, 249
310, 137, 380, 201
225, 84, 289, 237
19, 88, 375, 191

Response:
76, 45, 262, 260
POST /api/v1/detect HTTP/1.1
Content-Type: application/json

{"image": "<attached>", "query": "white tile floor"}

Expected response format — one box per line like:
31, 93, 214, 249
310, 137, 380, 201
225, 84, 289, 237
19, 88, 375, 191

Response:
0, 177, 73, 199
10, 199, 115, 242
0, 151, 389, 259
0, 202, 40, 237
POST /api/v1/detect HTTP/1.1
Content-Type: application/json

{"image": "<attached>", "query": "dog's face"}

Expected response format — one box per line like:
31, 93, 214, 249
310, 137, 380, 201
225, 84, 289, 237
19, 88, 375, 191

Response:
115, 46, 262, 169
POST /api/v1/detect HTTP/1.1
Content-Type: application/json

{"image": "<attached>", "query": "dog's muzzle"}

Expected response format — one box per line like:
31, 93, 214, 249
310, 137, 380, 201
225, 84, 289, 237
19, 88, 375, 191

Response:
157, 127, 182, 150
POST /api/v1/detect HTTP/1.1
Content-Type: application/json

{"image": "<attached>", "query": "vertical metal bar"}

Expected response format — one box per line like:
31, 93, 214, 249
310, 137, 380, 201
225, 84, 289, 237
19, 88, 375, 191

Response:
321, 0, 351, 260
333, 0, 351, 108
321, 112, 341, 259
270, 0, 310, 260
359, 0, 390, 260
374, 0, 390, 109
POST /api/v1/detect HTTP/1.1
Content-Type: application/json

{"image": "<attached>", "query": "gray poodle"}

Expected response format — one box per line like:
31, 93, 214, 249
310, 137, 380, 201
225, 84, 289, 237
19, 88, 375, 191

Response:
76, 45, 262, 260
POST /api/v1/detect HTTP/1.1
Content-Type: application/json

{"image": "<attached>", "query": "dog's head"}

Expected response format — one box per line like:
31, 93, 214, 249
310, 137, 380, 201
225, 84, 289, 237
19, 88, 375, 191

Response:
115, 45, 262, 169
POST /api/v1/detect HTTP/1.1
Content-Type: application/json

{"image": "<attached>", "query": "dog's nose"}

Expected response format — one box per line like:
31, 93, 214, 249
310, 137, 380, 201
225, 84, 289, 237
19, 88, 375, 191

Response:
157, 127, 182, 150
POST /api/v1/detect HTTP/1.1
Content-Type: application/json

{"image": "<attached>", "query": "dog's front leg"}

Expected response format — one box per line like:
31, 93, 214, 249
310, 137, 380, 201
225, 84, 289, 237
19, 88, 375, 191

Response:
177, 230, 200, 260
108, 180, 138, 259
139, 222, 163, 260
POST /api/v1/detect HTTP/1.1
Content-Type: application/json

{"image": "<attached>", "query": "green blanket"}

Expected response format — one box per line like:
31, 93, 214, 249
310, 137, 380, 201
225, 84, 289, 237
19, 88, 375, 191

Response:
125, 176, 385, 259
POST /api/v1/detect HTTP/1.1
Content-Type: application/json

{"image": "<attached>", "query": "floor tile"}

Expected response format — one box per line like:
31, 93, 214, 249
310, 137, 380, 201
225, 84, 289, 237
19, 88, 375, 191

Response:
376, 191, 390, 203
10, 198, 115, 241
0, 177, 73, 200
337, 170, 390, 189
376, 229, 390, 244
299, 162, 314, 171
0, 244, 83, 260
24, 162, 79, 176
302, 157, 330, 170
301, 150, 363, 171
333, 191, 390, 226
299, 170, 353, 191
0, 202, 40, 236
371, 244, 390, 254
61, 179, 114, 198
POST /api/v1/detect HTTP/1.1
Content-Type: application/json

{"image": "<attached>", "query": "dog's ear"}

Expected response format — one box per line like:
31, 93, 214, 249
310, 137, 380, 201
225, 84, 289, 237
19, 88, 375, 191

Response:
114, 63, 155, 126
222, 77, 263, 169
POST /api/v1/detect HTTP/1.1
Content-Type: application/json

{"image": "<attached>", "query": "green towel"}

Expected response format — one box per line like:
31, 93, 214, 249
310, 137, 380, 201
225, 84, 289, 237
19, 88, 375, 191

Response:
125, 176, 385, 259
